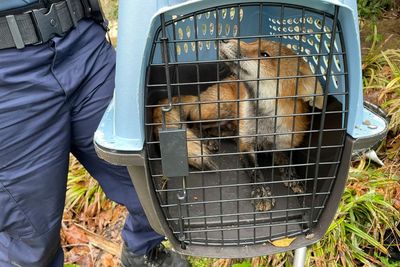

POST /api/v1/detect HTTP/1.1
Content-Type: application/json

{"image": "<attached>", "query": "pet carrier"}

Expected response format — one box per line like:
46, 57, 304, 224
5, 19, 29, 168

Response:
94, 0, 388, 259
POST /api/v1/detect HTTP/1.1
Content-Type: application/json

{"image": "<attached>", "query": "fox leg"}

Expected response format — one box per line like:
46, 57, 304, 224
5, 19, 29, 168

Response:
186, 128, 218, 170
274, 152, 304, 194
153, 97, 218, 170
274, 132, 305, 194
239, 100, 276, 211
239, 139, 276, 211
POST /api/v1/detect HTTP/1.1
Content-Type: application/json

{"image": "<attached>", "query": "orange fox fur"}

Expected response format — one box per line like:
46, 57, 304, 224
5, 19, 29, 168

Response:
153, 39, 323, 171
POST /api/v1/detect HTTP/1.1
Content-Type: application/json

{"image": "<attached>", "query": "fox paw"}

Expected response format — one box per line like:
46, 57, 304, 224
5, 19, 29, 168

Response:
251, 186, 276, 211
284, 180, 305, 194
206, 139, 219, 152
281, 167, 305, 194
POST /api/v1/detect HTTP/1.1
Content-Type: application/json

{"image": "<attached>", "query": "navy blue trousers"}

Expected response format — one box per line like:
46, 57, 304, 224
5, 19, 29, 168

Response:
0, 20, 164, 266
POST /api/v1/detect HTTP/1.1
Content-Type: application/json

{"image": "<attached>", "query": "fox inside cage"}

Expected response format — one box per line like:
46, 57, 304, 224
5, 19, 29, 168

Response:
145, 3, 348, 249
95, 0, 388, 258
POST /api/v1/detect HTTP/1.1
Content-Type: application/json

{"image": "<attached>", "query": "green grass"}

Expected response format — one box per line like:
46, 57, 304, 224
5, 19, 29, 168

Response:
307, 167, 399, 266
357, 0, 395, 20
66, 156, 109, 216
363, 28, 400, 165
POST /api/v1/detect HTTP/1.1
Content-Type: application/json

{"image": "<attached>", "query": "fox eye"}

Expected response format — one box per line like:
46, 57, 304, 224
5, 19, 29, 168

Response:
260, 51, 270, 57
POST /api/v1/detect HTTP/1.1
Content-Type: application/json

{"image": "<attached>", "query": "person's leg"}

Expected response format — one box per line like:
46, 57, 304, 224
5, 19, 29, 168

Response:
68, 37, 190, 266
69, 59, 165, 255
0, 43, 70, 267
52, 20, 189, 266
53, 20, 165, 255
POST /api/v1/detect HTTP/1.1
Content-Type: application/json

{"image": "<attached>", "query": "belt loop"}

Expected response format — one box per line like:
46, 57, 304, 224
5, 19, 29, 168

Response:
66, 0, 78, 27
80, 0, 92, 18
6, 15, 25, 49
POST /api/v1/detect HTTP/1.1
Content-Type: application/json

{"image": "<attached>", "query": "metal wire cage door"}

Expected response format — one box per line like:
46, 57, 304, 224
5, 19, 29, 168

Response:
144, 2, 350, 256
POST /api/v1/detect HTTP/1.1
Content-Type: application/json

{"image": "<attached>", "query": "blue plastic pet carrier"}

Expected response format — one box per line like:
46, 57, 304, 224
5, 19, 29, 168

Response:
95, 0, 387, 258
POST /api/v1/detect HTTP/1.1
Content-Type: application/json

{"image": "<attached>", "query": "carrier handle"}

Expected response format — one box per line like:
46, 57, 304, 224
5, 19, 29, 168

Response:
160, 13, 173, 114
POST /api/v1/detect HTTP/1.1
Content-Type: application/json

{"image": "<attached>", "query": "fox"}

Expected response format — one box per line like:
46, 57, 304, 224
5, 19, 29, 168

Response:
153, 39, 324, 211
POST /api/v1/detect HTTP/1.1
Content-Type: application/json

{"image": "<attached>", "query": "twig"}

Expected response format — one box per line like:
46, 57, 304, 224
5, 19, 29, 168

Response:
73, 223, 122, 256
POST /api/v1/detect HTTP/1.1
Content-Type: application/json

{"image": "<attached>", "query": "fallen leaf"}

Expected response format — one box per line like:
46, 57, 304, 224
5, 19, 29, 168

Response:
65, 246, 93, 267
394, 187, 400, 210
63, 224, 89, 245
100, 253, 119, 267
364, 89, 384, 106
111, 205, 127, 224
270, 237, 296, 247
381, 65, 392, 79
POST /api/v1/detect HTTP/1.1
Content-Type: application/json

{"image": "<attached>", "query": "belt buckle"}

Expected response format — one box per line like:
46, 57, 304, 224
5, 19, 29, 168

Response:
27, 4, 64, 44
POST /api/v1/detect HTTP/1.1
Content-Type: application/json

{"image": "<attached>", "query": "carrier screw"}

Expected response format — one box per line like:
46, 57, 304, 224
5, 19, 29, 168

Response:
362, 120, 371, 126
305, 233, 315, 239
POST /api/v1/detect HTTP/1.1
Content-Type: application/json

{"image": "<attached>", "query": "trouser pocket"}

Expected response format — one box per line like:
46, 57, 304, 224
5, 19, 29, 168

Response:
0, 183, 35, 238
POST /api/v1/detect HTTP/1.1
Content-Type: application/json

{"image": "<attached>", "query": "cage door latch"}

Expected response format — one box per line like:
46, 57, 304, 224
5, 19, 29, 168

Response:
159, 128, 189, 177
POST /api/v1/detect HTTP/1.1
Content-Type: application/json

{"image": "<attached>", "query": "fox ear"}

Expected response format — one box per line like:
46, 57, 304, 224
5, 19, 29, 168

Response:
298, 62, 324, 109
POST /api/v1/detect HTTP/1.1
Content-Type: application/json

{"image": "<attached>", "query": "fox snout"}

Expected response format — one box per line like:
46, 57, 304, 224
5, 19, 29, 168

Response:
219, 39, 241, 60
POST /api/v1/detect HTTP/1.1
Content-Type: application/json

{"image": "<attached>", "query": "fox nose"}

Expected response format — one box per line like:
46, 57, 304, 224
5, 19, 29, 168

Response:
221, 39, 229, 43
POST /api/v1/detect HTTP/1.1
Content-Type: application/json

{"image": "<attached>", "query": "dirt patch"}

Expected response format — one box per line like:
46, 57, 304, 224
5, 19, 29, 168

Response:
360, 9, 400, 52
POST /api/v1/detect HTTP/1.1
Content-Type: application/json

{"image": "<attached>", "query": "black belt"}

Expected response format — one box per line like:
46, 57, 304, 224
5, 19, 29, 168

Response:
0, 0, 104, 50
